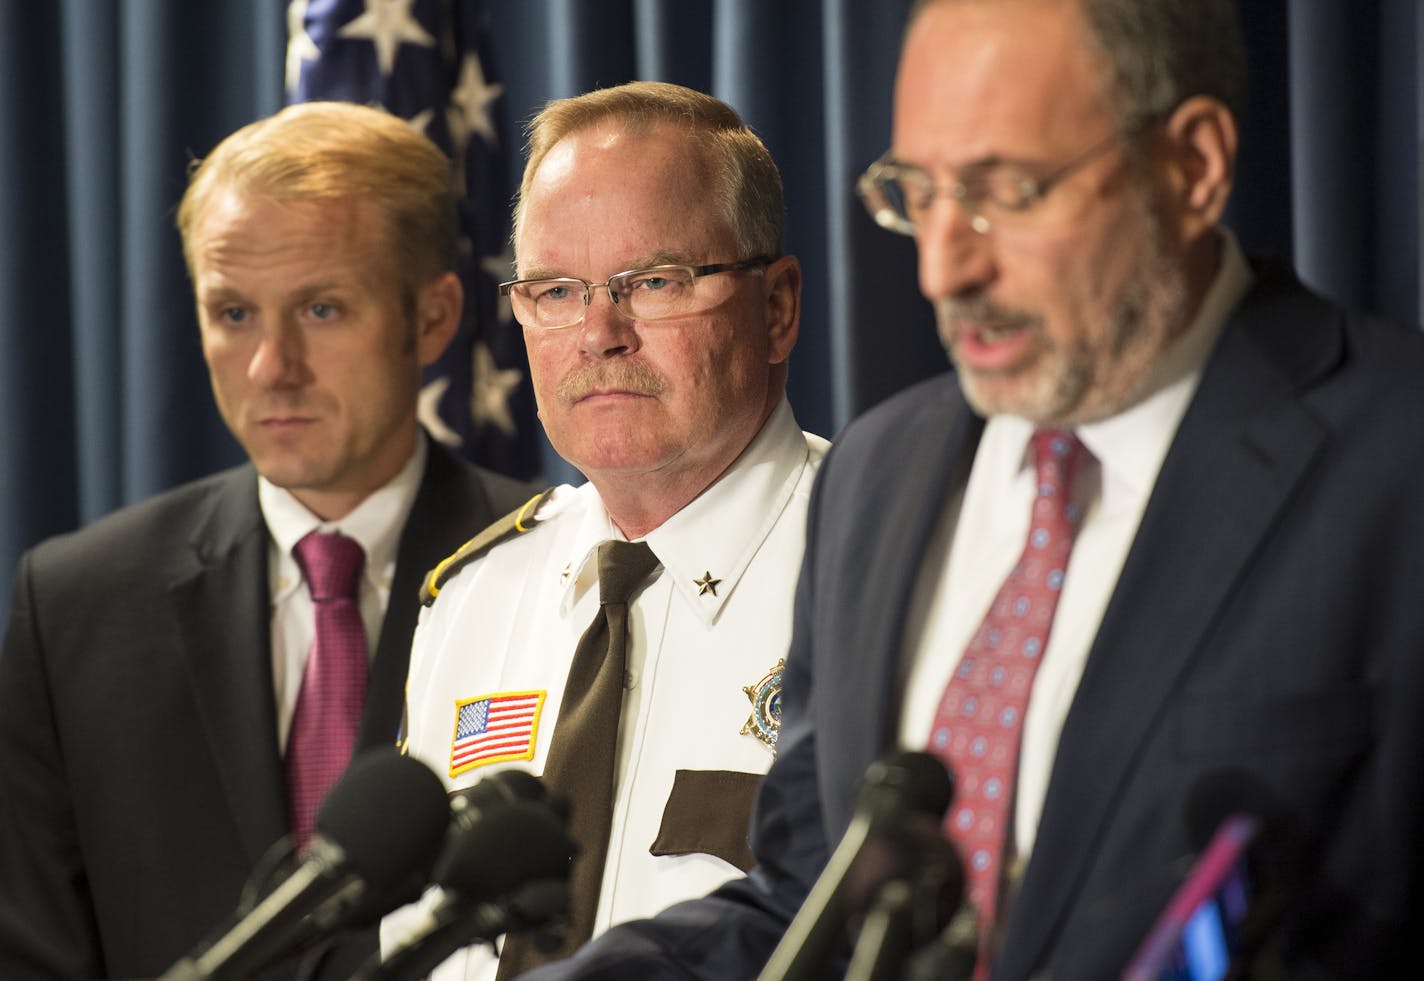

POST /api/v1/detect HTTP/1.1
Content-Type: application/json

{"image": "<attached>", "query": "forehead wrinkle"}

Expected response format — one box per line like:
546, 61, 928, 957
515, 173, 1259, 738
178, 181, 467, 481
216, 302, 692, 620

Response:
519, 249, 705, 283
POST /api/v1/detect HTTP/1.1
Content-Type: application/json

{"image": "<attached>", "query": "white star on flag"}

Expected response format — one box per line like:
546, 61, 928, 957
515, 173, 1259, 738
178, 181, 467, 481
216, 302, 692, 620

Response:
285, 0, 319, 96
448, 52, 503, 146
338, 0, 436, 78
417, 375, 462, 447
470, 342, 523, 437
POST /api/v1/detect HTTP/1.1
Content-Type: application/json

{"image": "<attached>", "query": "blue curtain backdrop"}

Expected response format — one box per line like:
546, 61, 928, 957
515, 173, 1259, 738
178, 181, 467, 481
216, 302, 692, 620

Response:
1, 0, 1420, 628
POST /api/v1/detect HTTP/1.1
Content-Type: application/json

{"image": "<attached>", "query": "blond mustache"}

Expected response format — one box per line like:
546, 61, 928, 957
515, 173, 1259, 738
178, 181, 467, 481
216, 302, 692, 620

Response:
556, 361, 666, 404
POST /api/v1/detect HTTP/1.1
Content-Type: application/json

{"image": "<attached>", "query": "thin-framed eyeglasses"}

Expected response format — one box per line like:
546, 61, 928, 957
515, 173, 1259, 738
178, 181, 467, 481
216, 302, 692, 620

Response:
499, 257, 774, 330
856, 122, 1154, 236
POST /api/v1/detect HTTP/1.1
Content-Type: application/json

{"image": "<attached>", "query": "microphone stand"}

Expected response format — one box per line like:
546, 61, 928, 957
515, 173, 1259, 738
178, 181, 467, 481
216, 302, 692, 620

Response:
843, 879, 915, 981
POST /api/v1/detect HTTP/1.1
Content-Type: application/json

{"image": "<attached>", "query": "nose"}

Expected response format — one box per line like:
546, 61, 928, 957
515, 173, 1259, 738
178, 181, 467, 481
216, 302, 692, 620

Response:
577, 285, 640, 359
915, 198, 996, 303
248, 321, 309, 388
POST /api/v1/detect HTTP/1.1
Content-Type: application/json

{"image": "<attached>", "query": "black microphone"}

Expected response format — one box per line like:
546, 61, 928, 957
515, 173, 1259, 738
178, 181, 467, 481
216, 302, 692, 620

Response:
756, 750, 955, 981
157, 747, 449, 981
448, 766, 554, 830
1050, 768, 1318, 981
354, 793, 576, 981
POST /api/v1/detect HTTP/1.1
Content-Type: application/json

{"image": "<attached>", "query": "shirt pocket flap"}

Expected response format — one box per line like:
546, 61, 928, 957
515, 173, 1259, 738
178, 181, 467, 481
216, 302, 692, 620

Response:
649, 768, 761, 872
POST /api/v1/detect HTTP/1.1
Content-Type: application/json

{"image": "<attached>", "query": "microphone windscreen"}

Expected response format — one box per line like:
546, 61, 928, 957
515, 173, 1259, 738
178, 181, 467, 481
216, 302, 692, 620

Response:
453, 769, 548, 816
488, 769, 547, 802
433, 799, 575, 903
861, 751, 955, 820
316, 747, 451, 889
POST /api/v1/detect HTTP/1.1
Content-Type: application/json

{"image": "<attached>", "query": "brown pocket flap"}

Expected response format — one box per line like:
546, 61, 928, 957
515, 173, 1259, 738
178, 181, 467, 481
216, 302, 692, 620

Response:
649, 768, 761, 872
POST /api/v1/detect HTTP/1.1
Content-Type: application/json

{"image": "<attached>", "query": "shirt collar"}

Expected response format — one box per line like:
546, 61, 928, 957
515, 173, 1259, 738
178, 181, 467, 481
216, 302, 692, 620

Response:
559, 397, 810, 623
260, 435, 428, 598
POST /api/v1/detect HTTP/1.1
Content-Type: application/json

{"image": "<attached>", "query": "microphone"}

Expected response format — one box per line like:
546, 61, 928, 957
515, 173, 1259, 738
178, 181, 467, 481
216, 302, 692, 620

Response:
1050, 769, 1312, 981
157, 747, 450, 981
756, 750, 956, 981
355, 791, 576, 981
901, 896, 979, 981
449, 766, 554, 826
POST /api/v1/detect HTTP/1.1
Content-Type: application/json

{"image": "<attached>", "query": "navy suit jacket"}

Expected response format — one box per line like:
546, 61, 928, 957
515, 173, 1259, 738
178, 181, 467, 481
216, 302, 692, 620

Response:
0, 439, 535, 981
534, 266, 1424, 980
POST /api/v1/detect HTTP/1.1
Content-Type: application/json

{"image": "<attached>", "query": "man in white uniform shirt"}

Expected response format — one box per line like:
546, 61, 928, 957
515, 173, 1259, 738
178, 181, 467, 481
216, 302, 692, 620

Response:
390, 81, 827, 979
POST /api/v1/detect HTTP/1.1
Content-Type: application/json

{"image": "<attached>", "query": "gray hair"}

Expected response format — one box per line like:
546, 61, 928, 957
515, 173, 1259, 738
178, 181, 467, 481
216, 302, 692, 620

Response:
909, 0, 1246, 128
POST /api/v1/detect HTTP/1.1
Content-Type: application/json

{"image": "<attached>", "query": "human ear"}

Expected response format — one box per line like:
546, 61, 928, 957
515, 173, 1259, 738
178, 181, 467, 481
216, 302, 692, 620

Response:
414, 271, 463, 366
1157, 95, 1239, 238
762, 255, 801, 366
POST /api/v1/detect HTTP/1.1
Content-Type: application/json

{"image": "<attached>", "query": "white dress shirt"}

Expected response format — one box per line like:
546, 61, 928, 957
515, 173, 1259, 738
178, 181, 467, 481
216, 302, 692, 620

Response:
260, 437, 426, 752
899, 231, 1253, 864
389, 398, 827, 981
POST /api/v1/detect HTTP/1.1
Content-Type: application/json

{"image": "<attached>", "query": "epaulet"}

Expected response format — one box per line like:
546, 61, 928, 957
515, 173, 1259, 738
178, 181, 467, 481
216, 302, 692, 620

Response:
419, 487, 557, 607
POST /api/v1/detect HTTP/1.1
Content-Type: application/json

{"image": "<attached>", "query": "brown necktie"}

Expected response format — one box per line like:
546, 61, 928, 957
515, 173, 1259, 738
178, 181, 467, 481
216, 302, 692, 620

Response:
497, 539, 661, 977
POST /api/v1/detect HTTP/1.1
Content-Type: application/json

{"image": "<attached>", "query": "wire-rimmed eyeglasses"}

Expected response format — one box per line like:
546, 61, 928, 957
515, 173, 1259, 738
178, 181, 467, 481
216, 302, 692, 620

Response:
499, 257, 774, 330
856, 123, 1152, 236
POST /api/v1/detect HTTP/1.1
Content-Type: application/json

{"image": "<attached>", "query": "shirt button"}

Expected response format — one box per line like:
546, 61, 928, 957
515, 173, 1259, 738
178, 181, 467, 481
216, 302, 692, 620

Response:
624, 670, 636, 690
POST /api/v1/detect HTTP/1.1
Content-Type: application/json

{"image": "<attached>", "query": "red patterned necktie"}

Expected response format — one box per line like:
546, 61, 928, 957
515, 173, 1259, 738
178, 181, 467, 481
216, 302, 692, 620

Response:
286, 530, 368, 851
928, 429, 1088, 974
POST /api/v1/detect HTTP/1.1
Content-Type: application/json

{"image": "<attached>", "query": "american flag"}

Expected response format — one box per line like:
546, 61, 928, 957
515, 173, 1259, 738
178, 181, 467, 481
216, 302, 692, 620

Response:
449, 691, 545, 775
286, 0, 540, 479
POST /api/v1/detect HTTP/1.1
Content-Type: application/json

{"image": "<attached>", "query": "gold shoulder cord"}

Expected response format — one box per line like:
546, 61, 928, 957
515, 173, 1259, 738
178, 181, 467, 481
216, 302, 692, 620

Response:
419, 487, 556, 607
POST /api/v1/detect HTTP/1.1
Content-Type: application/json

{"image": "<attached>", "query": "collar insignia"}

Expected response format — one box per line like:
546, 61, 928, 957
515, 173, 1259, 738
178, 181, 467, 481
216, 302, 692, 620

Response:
693, 570, 722, 596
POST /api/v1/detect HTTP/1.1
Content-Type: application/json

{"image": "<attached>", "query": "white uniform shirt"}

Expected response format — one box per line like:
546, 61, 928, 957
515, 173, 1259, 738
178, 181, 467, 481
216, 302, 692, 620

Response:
390, 398, 827, 980
899, 231, 1253, 867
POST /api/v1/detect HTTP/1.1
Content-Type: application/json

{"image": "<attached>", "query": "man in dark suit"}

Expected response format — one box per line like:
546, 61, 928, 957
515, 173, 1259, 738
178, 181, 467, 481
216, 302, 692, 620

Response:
0, 102, 534, 980
523, 1, 1424, 978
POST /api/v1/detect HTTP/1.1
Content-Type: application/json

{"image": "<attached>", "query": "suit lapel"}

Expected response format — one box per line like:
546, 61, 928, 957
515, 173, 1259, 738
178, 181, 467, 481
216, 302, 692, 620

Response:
358, 442, 497, 750
823, 382, 983, 830
999, 269, 1347, 976
169, 467, 289, 867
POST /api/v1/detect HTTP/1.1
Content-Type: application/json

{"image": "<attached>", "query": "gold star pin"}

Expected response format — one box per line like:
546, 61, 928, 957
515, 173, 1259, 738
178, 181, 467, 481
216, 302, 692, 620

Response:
693, 570, 722, 596
559, 562, 572, 586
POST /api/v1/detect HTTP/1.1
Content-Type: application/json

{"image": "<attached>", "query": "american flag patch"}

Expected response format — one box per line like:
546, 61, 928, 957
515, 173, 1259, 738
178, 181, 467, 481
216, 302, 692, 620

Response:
449, 691, 545, 777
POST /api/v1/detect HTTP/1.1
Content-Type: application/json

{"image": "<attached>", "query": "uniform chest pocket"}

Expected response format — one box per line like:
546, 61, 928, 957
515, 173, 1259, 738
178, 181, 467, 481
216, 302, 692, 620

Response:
649, 769, 762, 872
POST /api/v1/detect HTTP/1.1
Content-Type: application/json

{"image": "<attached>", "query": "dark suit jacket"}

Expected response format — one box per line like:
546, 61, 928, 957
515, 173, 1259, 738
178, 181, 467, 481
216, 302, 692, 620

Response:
0, 439, 535, 981
533, 267, 1424, 980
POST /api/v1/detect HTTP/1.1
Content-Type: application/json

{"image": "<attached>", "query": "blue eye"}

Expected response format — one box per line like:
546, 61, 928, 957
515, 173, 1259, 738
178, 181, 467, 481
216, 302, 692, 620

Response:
220, 307, 249, 325
310, 302, 336, 320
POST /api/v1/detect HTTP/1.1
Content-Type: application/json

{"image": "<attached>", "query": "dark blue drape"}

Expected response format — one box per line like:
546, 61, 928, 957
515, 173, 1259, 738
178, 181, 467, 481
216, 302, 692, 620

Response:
1, 0, 1419, 627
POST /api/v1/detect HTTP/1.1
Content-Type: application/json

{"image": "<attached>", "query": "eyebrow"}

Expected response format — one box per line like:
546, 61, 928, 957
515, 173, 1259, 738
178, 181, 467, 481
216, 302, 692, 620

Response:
196, 280, 355, 306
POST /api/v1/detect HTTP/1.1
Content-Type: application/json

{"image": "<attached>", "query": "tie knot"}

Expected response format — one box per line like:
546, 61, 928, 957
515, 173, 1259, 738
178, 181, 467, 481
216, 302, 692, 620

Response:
596, 540, 660, 606
294, 531, 366, 602
1030, 429, 1087, 509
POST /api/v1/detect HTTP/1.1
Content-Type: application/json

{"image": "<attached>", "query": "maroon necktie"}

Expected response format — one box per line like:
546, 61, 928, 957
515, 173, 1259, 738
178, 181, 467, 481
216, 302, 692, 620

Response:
286, 530, 368, 851
928, 430, 1087, 973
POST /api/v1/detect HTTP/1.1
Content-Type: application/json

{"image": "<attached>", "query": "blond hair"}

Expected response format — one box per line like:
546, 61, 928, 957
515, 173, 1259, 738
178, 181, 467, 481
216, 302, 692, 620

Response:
176, 101, 457, 301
